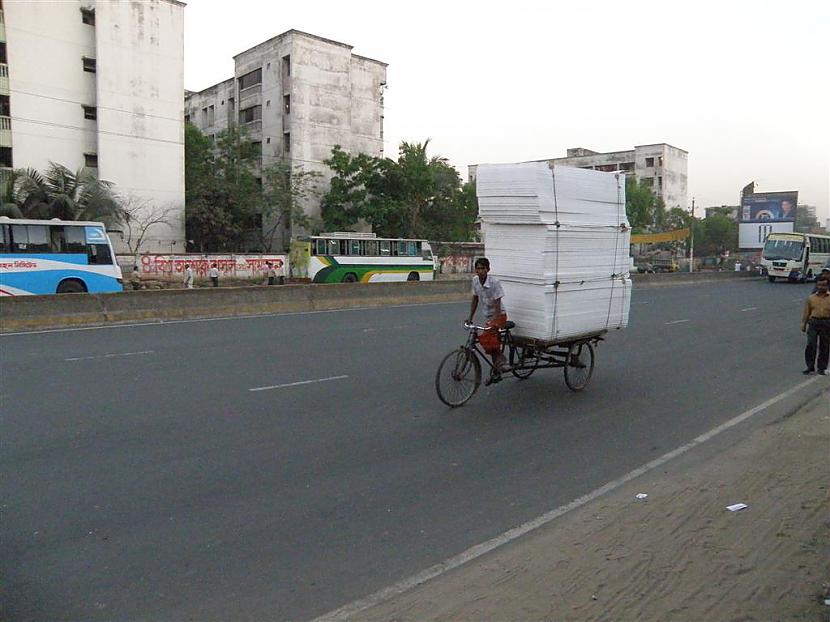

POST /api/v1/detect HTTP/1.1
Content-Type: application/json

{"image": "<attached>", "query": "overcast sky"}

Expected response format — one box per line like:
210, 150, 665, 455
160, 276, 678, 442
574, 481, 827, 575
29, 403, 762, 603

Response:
184, 0, 829, 221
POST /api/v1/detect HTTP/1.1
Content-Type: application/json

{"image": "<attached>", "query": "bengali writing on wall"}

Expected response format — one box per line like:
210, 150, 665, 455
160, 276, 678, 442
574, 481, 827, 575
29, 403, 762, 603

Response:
124, 255, 288, 278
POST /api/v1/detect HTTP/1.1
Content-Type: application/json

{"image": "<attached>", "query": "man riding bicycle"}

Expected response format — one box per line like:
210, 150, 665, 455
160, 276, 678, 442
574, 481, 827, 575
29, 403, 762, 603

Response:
467, 257, 508, 384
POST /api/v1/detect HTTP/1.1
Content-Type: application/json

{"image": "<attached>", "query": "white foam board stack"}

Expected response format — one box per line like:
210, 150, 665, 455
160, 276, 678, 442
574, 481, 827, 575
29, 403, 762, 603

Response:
476, 162, 632, 342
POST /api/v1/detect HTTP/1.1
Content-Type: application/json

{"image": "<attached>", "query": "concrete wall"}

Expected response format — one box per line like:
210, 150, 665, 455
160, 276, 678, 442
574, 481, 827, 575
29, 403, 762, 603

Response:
96, 0, 186, 254
5, 0, 186, 254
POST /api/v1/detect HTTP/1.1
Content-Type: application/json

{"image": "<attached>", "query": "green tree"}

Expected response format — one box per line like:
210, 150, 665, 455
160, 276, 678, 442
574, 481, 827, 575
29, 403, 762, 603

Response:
625, 177, 666, 232
256, 159, 322, 251
795, 206, 821, 233
321, 140, 478, 241
6, 163, 121, 222
185, 124, 263, 251
696, 214, 737, 256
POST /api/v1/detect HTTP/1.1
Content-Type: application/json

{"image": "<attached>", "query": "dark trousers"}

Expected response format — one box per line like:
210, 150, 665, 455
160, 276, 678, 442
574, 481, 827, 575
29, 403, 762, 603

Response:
211, 277, 219, 287
805, 320, 830, 371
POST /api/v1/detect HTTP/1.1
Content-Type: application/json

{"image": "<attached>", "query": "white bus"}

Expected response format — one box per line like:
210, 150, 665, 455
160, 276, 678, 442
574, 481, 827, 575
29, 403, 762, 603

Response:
290, 232, 437, 283
0, 218, 123, 295
761, 231, 830, 282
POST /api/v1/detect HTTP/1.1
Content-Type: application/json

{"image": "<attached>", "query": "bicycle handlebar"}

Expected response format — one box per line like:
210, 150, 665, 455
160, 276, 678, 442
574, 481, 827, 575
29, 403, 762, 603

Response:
464, 321, 490, 331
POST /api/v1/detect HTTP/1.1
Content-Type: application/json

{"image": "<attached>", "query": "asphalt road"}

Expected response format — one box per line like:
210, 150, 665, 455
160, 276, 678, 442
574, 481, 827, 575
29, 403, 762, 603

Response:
0, 278, 824, 621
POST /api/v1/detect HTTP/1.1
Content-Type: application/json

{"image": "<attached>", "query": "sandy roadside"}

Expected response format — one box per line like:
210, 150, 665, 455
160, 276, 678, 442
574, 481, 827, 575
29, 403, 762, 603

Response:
350, 390, 829, 622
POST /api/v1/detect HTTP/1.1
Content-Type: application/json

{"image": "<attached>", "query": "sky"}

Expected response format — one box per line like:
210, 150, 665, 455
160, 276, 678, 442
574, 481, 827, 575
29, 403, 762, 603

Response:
184, 0, 830, 222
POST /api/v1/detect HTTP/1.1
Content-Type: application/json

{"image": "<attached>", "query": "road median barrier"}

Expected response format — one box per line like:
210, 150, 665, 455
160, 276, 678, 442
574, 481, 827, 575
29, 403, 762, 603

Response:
0, 280, 471, 332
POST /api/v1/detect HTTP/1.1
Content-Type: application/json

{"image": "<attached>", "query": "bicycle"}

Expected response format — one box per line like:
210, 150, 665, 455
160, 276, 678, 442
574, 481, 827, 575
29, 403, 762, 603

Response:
435, 321, 602, 407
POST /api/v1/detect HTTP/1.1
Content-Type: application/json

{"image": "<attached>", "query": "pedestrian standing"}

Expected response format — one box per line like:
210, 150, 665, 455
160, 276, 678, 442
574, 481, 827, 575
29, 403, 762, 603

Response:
266, 261, 277, 286
130, 266, 142, 290
209, 263, 220, 287
183, 264, 194, 289
801, 276, 830, 375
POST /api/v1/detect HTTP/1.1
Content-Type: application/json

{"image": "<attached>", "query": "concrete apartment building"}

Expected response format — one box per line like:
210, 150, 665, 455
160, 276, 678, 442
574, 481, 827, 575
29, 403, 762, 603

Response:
184, 30, 387, 251
469, 143, 689, 211
2, 0, 186, 253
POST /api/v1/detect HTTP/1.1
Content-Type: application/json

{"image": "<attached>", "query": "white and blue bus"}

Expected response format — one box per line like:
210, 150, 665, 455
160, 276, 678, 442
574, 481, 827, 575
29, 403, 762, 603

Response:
0, 218, 123, 295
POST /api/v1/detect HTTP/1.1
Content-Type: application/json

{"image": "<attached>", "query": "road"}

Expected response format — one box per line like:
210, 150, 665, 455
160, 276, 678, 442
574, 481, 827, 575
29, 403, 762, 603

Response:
0, 278, 823, 621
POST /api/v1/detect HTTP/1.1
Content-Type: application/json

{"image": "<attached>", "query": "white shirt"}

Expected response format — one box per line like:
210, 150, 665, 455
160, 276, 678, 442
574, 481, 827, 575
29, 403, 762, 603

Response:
471, 275, 506, 320
209, 267, 219, 278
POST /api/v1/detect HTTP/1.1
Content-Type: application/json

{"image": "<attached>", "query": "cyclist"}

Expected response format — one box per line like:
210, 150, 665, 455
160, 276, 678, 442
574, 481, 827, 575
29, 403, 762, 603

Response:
467, 257, 508, 384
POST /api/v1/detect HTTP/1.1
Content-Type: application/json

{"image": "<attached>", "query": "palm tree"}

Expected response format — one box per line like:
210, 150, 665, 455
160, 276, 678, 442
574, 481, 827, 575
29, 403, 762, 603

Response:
11, 162, 123, 222
0, 169, 24, 217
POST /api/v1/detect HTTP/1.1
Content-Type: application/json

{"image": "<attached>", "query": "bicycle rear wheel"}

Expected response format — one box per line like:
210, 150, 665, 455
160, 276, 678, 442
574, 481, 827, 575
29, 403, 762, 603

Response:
564, 342, 595, 391
436, 347, 481, 407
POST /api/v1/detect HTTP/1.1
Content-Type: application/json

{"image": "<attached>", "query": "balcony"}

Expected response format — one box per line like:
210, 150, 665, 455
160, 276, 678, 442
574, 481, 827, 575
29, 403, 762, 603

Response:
0, 64, 8, 96
0, 115, 11, 148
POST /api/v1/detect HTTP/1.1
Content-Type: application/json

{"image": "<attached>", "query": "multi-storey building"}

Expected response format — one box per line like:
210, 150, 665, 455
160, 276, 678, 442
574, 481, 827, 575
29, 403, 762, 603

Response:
185, 30, 387, 250
2, 0, 185, 253
469, 143, 689, 211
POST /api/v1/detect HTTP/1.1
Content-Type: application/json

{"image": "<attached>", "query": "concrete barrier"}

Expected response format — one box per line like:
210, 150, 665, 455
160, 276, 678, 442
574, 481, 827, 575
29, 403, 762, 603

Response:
0, 271, 763, 333
0, 280, 471, 332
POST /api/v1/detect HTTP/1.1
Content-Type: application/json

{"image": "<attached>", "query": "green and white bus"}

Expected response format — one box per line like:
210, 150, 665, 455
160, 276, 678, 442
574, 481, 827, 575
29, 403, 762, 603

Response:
290, 232, 437, 283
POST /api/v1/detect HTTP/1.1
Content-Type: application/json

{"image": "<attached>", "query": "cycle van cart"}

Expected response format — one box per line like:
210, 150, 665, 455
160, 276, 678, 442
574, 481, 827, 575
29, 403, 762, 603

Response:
435, 320, 606, 407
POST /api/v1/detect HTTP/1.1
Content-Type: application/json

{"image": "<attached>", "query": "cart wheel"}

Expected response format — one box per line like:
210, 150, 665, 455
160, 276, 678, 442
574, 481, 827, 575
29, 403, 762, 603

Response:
510, 345, 538, 380
436, 347, 481, 407
564, 342, 595, 391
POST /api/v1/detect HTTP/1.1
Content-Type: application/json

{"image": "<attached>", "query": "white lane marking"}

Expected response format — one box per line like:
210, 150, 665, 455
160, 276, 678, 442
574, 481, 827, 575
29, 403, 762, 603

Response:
0, 302, 463, 337
665, 319, 690, 325
312, 376, 824, 622
65, 350, 155, 362
631, 301, 651, 305
249, 375, 349, 393
741, 307, 758, 312
362, 324, 410, 333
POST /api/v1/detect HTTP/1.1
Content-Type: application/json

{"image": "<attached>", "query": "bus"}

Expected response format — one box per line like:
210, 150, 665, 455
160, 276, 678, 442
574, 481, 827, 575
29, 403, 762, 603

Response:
290, 232, 437, 283
760, 231, 830, 282
0, 218, 123, 295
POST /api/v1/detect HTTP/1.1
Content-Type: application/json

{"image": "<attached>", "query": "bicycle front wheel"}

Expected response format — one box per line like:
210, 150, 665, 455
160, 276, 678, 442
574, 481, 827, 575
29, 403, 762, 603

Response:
436, 347, 481, 407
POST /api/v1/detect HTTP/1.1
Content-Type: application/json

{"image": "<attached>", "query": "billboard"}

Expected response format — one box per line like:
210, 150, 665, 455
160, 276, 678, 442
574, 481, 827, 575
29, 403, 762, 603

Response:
740, 192, 798, 223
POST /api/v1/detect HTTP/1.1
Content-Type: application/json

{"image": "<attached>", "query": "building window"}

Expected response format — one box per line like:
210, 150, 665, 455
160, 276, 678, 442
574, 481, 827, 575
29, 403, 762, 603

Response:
658, 156, 663, 166
82, 105, 97, 120
657, 176, 662, 188
283, 132, 290, 153
0, 147, 12, 168
239, 105, 261, 124
80, 7, 95, 25
82, 57, 97, 73
0, 42, 6, 64
207, 105, 215, 126
84, 153, 98, 168
238, 68, 262, 91
266, 137, 271, 144
184, 113, 191, 124
0, 95, 9, 116
266, 100, 270, 107
645, 157, 654, 167
282, 55, 291, 77
283, 95, 290, 114
641, 176, 653, 187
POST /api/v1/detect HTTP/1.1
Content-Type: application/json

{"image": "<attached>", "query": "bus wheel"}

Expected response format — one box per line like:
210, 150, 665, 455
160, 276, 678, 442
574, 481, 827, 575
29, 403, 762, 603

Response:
407, 272, 420, 281
768, 276, 776, 283
57, 279, 87, 294
342, 273, 358, 283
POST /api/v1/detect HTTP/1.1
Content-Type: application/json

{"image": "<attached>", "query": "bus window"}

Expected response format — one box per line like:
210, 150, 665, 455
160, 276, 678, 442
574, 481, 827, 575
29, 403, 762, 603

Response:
314, 239, 326, 255
380, 241, 391, 256
397, 241, 407, 256
350, 240, 361, 256
87, 241, 113, 265
0, 224, 10, 252
366, 240, 378, 255
422, 245, 433, 260
338, 239, 349, 255
11, 225, 50, 252
326, 239, 338, 255
406, 241, 417, 256
63, 226, 87, 253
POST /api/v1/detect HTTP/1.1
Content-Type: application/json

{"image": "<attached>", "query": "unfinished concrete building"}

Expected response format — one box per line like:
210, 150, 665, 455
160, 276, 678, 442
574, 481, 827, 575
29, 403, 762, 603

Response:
185, 30, 387, 251
470, 143, 689, 211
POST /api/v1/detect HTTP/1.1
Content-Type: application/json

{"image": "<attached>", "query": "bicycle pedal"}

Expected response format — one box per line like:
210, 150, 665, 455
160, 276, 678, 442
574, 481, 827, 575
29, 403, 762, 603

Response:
484, 373, 502, 386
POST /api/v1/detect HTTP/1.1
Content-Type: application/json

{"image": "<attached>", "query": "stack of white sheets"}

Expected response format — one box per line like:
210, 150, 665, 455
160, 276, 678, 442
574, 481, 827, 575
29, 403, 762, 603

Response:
476, 162, 632, 342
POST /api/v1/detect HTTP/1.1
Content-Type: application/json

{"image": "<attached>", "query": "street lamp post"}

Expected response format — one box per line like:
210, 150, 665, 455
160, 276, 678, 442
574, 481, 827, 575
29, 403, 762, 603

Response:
689, 197, 695, 273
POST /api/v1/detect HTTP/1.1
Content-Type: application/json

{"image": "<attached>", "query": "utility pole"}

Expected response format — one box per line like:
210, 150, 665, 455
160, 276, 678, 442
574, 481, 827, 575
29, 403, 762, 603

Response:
689, 197, 695, 272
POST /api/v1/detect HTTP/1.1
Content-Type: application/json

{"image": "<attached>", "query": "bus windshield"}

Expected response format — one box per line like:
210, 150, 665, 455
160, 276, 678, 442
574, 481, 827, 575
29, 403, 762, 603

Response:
762, 238, 803, 261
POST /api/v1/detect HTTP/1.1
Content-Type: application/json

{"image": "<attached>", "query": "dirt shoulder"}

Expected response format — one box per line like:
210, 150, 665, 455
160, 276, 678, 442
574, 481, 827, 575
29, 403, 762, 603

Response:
356, 391, 830, 622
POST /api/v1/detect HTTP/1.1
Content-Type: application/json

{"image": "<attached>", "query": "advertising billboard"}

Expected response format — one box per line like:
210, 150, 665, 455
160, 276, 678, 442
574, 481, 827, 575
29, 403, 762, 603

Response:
740, 192, 798, 223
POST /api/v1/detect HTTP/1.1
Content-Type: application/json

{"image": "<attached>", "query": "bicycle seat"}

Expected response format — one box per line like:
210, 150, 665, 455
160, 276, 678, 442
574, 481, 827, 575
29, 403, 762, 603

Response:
502, 321, 516, 330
